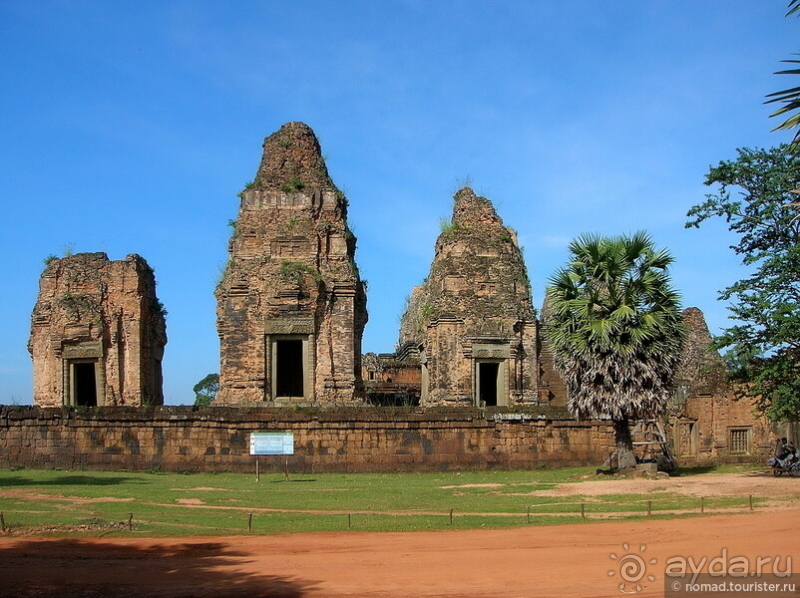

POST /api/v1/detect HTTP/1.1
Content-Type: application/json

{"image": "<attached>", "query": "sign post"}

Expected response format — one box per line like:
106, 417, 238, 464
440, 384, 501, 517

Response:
249, 433, 294, 482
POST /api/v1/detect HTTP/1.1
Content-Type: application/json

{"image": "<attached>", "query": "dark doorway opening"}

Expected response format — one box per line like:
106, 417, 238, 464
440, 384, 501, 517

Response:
73, 362, 98, 407
479, 362, 499, 407
276, 339, 304, 397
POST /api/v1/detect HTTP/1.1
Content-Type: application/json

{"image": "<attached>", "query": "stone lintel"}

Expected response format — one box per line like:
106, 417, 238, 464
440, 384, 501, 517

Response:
471, 343, 511, 359
264, 317, 315, 335
62, 341, 103, 359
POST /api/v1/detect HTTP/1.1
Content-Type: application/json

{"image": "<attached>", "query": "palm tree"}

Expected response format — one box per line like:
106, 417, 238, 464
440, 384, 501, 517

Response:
543, 232, 686, 469
766, 0, 800, 151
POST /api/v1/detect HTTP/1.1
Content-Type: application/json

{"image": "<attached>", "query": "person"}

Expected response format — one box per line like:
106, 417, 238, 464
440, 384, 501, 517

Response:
787, 441, 797, 462
776, 437, 789, 460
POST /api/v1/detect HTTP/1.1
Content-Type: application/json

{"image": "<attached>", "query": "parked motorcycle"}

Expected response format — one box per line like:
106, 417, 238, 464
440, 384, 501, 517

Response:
768, 453, 800, 477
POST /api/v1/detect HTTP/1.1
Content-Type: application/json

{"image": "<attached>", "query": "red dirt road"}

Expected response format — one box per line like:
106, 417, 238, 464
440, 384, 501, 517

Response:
2, 510, 799, 598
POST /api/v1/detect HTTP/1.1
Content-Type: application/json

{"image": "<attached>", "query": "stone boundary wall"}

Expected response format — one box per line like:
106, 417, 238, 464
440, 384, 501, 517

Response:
0, 406, 615, 473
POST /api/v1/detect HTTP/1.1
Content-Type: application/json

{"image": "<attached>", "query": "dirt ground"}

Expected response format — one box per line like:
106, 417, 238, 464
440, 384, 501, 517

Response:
2, 473, 799, 598
442, 469, 800, 502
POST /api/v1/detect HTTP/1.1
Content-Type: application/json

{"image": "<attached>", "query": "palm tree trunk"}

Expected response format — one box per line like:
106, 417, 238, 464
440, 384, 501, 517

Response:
613, 416, 637, 470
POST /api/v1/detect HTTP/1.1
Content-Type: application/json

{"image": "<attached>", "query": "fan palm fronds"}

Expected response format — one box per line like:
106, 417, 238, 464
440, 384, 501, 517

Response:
544, 232, 686, 467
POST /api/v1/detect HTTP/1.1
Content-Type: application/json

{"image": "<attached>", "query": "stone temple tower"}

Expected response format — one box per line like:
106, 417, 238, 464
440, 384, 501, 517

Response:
398, 188, 538, 406
215, 122, 368, 405
29, 252, 167, 407
673, 307, 728, 399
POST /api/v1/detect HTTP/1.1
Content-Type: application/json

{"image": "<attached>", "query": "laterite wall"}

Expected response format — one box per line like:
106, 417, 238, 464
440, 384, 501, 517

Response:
0, 406, 614, 473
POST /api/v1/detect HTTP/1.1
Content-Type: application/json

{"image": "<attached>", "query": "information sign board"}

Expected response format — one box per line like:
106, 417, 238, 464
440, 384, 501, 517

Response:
249, 432, 294, 456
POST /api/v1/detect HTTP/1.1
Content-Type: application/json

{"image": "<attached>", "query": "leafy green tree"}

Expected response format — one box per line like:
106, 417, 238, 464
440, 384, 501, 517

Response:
193, 373, 219, 407
686, 145, 800, 421
544, 232, 685, 469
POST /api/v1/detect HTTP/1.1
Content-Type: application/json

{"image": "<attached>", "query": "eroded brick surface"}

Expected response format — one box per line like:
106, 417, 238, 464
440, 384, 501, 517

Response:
669, 308, 772, 462
28, 253, 166, 407
215, 123, 367, 405
397, 188, 538, 407
0, 406, 615, 472
674, 307, 727, 397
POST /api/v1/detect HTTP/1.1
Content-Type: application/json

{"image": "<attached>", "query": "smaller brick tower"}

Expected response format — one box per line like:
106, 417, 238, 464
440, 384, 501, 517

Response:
674, 307, 728, 398
215, 122, 368, 405
29, 252, 167, 407
398, 188, 538, 406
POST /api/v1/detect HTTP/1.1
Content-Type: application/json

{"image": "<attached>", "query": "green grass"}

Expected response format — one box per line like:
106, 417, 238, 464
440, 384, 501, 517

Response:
0, 466, 767, 538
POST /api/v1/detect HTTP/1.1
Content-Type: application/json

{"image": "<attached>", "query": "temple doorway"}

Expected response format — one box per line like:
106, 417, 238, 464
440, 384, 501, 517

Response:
477, 361, 500, 407
275, 339, 305, 398
71, 361, 98, 407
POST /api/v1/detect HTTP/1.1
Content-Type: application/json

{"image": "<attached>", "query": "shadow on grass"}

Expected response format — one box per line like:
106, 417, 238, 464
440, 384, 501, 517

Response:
673, 465, 721, 476
0, 475, 144, 487
0, 539, 317, 597
674, 464, 765, 477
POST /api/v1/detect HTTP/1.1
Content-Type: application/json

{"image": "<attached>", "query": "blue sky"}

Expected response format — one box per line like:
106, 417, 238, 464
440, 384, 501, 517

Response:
0, 1, 795, 405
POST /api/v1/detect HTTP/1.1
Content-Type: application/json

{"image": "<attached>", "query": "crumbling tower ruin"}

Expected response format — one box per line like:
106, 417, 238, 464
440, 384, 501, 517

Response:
215, 122, 368, 405
29, 252, 167, 407
398, 188, 538, 406
674, 307, 728, 400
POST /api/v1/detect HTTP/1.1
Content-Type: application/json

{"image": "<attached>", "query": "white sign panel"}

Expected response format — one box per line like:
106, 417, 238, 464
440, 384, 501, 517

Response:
249, 432, 294, 456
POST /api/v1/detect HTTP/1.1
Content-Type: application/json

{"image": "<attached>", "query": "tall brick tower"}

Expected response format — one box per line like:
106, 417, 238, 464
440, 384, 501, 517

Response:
215, 122, 368, 405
